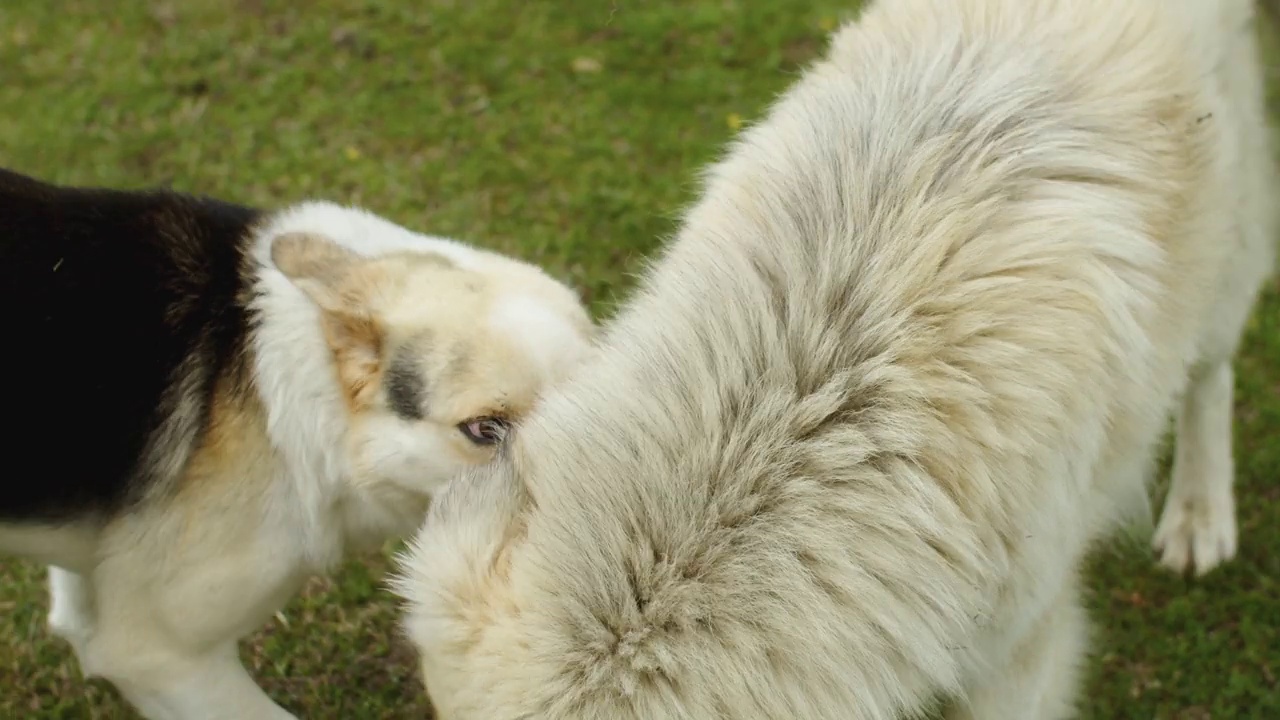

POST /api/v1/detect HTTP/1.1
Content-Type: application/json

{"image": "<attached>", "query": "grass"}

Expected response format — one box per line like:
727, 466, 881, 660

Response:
0, 1, 1276, 717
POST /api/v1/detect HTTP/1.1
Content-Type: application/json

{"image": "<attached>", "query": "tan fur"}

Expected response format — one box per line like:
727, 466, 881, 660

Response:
177, 380, 272, 495
394, 1, 1277, 718
40, 211, 596, 720
273, 232, 390, 411
270, 233, 587, 473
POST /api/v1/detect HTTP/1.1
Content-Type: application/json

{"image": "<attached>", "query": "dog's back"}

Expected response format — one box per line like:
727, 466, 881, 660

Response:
0, 169, 260, 522
397, 1, 1277, 718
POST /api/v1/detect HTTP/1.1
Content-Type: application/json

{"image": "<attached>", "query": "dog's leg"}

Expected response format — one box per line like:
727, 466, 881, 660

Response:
82, 633, 296, 720
47, 566, 95, 665
945, 588, 1086, 720
82, 534, 304, 720
1153, 360, 1237, 576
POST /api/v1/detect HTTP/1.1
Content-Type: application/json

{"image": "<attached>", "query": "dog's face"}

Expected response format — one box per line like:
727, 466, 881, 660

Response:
271, 231, 593, 535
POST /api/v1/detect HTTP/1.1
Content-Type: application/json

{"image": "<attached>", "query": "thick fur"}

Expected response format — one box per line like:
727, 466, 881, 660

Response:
0, 168, 260, 526
394, 0, 1277, 718
0, 168, 595, 720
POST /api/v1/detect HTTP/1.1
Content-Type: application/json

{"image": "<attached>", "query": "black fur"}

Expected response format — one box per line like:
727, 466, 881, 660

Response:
385, 346, 427, 421
0, 168, 264, 522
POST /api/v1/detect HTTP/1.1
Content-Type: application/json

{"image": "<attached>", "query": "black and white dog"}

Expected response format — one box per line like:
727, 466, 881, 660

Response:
0, 167, 594, 719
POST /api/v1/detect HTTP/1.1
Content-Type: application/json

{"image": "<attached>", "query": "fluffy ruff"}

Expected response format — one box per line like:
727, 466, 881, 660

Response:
394, 0, 1278, 718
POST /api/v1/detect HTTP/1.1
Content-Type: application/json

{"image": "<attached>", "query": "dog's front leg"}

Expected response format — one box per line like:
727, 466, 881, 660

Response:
1153, 359, 1239, 576
943, 585, 1087, 720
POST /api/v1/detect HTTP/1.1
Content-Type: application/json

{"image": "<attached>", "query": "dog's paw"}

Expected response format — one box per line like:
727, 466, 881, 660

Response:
47, 608, 92, 663
46, 572, 94, 662
1152, 487, 1237, 576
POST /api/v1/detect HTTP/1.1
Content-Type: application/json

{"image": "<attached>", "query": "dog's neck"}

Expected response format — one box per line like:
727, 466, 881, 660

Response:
242, 201, 489, 570
245, 219, 361, 570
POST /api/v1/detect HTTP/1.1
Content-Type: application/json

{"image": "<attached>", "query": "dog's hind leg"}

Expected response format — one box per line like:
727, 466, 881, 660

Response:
1153, 359, 1238, 576
944, 586, 1087, 720
84, 529, 305, 720
47, 566, 95, 666
81, 633, 297, 720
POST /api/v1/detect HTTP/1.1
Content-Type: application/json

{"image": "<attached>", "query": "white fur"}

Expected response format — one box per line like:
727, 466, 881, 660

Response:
0, 523, 98, 572
247, 201, 538, 568
487, 295, 596, 386
24, 201, 594, 720
395, 0, 1277, 717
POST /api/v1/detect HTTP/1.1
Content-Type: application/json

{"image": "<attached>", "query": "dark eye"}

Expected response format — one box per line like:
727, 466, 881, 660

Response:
458, 416, 508, 446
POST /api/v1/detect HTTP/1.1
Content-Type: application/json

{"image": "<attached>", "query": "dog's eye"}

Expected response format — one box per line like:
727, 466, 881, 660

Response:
458, 416, 508, 446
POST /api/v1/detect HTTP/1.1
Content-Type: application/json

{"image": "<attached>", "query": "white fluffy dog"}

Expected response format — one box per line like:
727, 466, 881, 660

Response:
395, 0, 1277, 717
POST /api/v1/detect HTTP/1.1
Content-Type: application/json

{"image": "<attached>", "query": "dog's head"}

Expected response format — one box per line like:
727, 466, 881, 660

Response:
391, 452, 538, 718
389, 409, 678, 719
270, 230, 594, 539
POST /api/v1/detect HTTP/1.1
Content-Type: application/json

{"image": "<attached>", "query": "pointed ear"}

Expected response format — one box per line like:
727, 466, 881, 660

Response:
271, 232, 386, 409
270, 231, 363, 312
324, 309, 386, 410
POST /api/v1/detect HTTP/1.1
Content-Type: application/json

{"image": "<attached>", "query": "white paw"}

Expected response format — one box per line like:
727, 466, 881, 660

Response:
48, 600, 90, 635
1152, 487, 1237, 576
48, 613, 92, 665
47, 586, 93, 662
47, 606, 86, 636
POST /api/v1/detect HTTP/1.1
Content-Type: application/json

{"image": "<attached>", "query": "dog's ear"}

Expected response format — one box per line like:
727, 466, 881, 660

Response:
271, 232, 363, 312
272, 231, 385, 408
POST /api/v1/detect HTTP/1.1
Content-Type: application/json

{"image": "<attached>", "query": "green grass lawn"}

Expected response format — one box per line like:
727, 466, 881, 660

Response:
0, 1, 1276, 717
